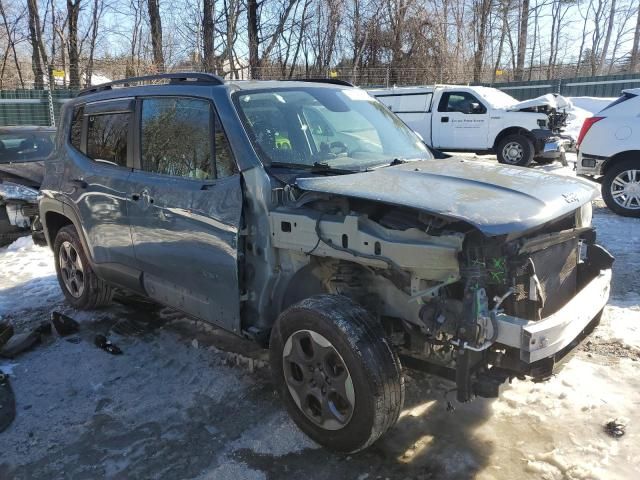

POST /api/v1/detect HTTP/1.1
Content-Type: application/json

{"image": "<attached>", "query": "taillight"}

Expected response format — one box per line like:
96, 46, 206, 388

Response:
576, 116, 604, 148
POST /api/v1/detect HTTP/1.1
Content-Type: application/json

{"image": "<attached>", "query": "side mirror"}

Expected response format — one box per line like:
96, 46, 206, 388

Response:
470, 102, 484, 114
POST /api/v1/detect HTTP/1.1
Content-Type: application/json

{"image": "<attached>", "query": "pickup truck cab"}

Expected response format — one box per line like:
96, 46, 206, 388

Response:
368, 85, 571, 167
40, 74, 612, 453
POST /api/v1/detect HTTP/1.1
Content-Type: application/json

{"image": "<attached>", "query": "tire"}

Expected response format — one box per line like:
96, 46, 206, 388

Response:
496, 134, 534, 167
270, 295, 404, 453
53, 225, 113, 309
601, 159, 640, 217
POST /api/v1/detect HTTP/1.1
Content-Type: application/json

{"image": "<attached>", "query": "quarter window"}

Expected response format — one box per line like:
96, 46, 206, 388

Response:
86, 112, 129, 167
70, 105, 84, 151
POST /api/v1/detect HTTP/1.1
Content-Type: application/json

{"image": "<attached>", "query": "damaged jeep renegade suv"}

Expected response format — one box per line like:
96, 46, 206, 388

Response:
40, 73, 613, 453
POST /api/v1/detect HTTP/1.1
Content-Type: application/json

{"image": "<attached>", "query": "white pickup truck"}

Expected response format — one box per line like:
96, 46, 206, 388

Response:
368, 85, 573, 167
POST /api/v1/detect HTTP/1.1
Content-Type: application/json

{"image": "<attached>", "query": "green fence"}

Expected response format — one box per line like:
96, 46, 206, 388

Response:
482, 72, 640, 100
1, 71, 639, 126
0, 89, 76, 127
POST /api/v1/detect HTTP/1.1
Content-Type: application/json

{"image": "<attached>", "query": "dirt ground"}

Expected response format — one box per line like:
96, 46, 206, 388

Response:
1, 160, 639, 480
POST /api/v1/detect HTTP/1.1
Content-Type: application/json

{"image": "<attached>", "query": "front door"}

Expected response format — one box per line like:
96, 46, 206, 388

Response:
127, 96, 243, 331
432, 91, 489, 150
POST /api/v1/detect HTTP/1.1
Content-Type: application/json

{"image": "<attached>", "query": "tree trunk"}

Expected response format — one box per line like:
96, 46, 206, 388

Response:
515, 0, 529, 81
247, 0, 259, 79
27, 0, 46, 88
630, 4, 640, 72
473, 0, 491, 83
67, 0, 81, 88
598, 0, 616, 73
203, 0, 215, 72
147, 0, 164, 72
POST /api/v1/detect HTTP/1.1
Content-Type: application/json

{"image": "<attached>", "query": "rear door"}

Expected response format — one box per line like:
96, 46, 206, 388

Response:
63, 99, 139, 285
127, 95, 243, 331
431, 91, 489, 149
374, 92, 433, 143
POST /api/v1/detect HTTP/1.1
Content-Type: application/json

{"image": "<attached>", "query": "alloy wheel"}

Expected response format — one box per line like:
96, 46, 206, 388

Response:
58, 240, 85, 298
282, 329, 355, 430
610, 169, 640, 210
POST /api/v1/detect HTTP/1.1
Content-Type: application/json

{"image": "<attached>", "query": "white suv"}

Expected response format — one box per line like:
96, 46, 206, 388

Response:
577, 88, 640, 217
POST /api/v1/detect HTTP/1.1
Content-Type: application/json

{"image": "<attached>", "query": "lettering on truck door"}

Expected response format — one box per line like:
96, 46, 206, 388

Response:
432, 91, 489, 150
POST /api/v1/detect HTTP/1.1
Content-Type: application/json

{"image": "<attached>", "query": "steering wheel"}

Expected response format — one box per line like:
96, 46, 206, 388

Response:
329, 141, 349, 156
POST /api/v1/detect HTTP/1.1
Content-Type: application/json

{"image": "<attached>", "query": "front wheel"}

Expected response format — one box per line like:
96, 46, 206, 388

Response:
270, 295, 404, 453
496, 134, 534, 167
601, 159, 640, 217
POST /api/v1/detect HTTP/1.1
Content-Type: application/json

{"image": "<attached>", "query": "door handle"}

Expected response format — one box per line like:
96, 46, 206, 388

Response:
70, 178, 88, 189
131, 193, 140, 201
441, 117, 449, 123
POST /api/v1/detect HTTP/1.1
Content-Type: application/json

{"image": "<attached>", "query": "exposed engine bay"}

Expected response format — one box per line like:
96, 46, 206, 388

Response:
507, 93, 571, 134
265, 187, 613, 403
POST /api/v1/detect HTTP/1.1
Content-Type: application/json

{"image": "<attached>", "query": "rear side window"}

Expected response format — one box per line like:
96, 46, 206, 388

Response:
141, 97, 236, 179
601, 92, 637, 112
86, 113, 129, 167
70, 105, 84, 150
376, 93, 432, 113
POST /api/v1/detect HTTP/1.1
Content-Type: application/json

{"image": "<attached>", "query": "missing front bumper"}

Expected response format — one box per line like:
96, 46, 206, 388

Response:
495, 245, 613, 364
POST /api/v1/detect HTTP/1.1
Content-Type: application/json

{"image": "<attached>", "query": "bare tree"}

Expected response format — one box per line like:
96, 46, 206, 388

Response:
630, 2, 640, 71
147, 0, 164, 71
514, 0, 529, 80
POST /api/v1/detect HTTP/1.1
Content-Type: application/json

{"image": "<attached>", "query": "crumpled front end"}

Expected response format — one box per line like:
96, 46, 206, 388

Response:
0, 181, 43, 246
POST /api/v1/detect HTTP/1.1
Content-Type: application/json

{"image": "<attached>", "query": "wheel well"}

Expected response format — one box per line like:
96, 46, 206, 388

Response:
493, 127, 531, 150
602, 150, 640, 176
44, 211, 73, 248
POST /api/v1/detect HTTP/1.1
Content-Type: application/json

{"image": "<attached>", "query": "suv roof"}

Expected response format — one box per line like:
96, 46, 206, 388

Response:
78, 72, 354, 98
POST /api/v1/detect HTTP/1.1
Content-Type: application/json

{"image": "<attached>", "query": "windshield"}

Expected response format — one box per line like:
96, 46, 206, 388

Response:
0, 131, 55, 163
233, 87, 431, 171
478, 87, 518, 109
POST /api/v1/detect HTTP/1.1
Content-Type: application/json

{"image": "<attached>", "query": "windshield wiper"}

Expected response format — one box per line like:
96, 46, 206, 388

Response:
269, 161, 355, 174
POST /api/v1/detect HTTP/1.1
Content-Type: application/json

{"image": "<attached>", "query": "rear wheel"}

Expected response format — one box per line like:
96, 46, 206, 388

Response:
54, 225, 113, 309
601, 159, 640, 217
270, 295, 404, 453
496, 134, 534, 167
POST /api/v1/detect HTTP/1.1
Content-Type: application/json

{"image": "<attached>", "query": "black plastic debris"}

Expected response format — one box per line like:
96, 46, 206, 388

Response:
0, 331, 41, 359
94, 335, 123, 355
51, 311, 79, 336
604, 420, 626, 438
34, 321, 52, 336
0, 370, 16, 433
0, 321, 13, 349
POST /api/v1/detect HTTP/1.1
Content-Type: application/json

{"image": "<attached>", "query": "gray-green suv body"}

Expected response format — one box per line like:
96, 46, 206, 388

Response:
40, 73, 613, 452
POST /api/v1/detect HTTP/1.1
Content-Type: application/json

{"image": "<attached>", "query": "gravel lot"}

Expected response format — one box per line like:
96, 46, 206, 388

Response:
1, 158, 639, 480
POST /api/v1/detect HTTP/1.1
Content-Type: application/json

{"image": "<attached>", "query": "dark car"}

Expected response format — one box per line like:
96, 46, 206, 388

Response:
0, 126, 53, 246
39, 73, 612, 453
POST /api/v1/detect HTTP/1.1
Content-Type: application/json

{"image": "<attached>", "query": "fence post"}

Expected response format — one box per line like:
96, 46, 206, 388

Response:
46, 71, 56, 127
385, 66, 390, 88
557, 78, 562, 96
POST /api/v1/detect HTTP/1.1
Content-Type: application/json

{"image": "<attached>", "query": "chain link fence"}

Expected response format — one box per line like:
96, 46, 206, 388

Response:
1, 58, 638, 126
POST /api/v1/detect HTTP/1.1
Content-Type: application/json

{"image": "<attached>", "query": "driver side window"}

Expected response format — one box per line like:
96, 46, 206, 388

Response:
438, 92, 486, 114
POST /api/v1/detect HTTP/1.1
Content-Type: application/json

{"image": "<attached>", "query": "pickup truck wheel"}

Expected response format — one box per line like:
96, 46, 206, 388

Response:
270, 295, 404, 453
53, 225, 113, 309
601, 159, 640, 217
497, 134, 534, 167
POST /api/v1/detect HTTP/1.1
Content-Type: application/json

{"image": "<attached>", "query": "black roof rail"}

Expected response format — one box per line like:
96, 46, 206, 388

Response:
284, 78, 355, 87
78, 72, 225, 97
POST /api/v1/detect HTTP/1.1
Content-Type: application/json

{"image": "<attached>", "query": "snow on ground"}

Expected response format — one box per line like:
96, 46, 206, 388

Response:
1, 193, 639, 479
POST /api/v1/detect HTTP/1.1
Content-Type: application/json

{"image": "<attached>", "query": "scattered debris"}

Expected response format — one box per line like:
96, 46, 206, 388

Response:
0, 331, 40, 359
604, 419, 626, 438
0, 370, 16, 433
94, 335, 123, 355
51, 312, 79, 336
0, 321, 13, 348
